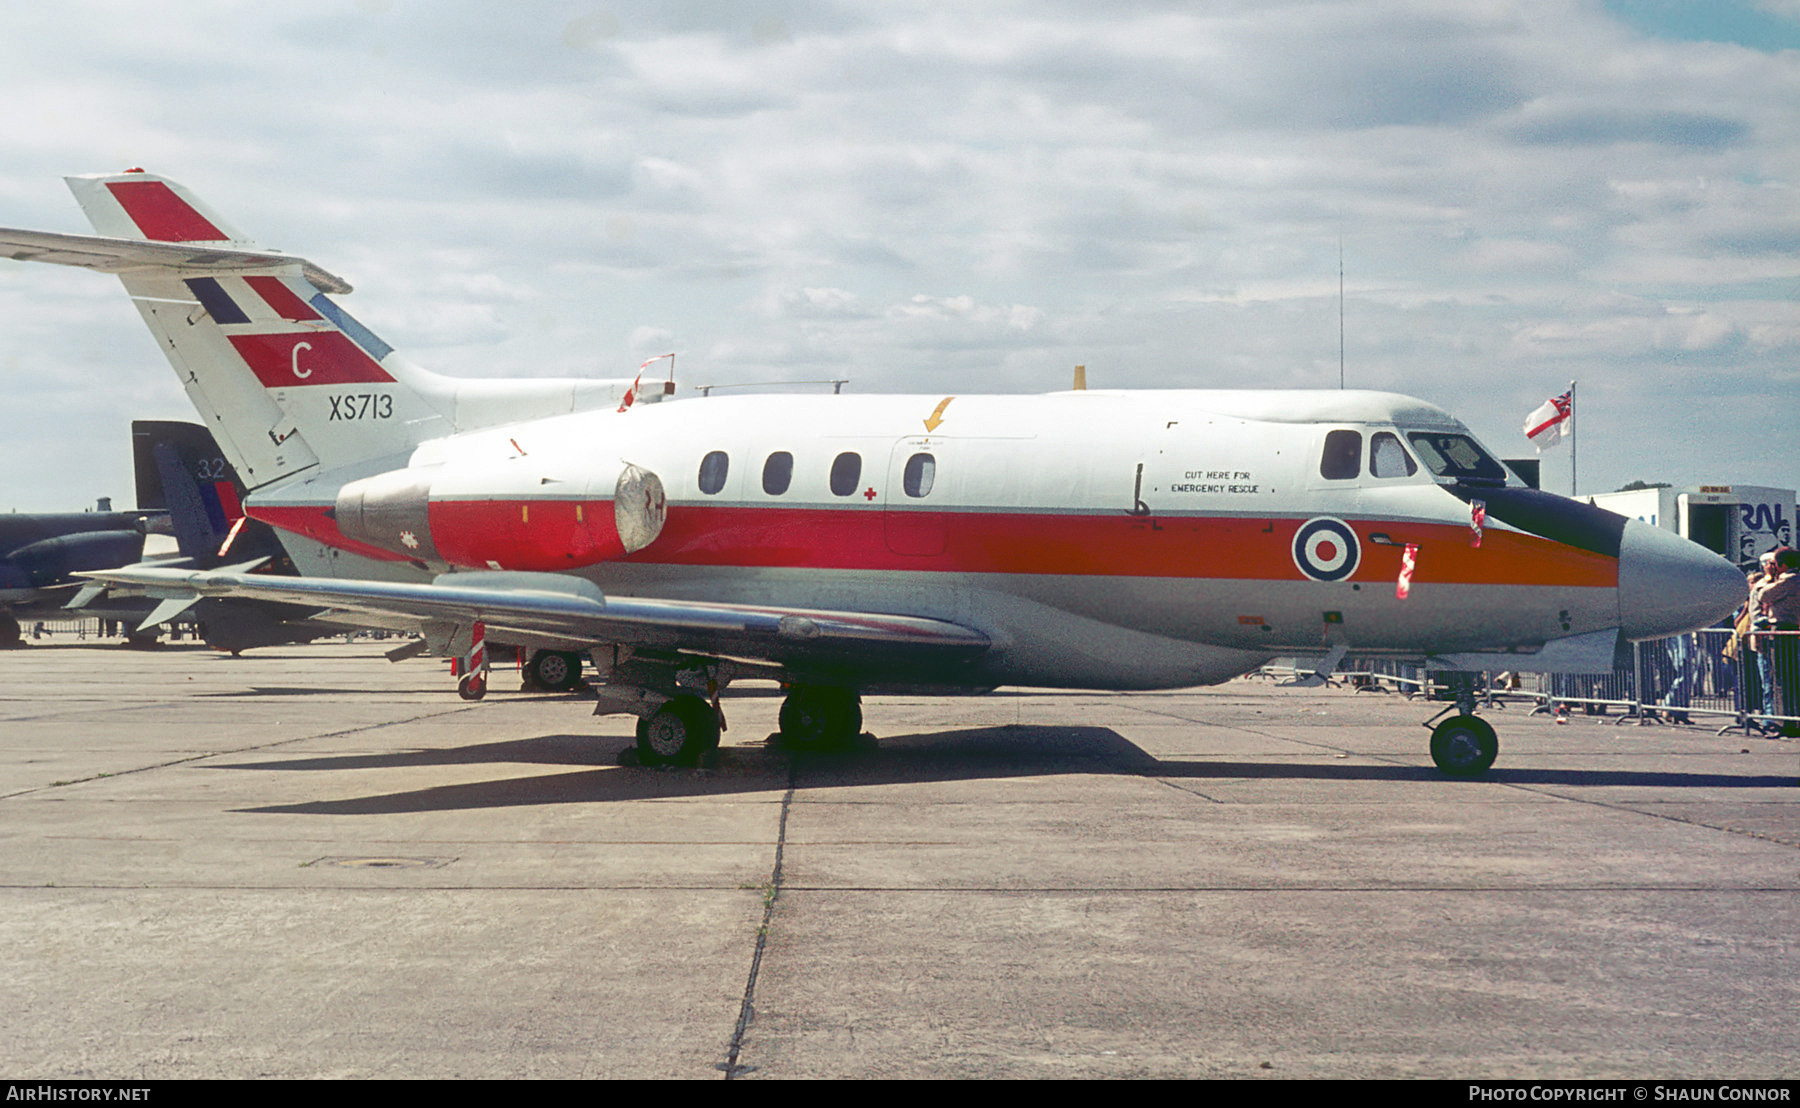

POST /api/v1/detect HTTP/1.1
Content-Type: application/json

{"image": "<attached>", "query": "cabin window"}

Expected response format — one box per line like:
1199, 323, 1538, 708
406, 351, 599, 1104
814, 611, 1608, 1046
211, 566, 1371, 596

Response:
762, 451, 793, 495
1320, 430, 1362, 480
903, 452, 936, 498
698, 450, 729, 495
830, 452, 861, 496
1406, 432, 1508, 485
1369, 432, 1417, 478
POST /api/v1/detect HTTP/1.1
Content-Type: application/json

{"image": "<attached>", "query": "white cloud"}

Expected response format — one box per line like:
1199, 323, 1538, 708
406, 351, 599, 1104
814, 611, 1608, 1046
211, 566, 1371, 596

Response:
0, 1, 1794, 505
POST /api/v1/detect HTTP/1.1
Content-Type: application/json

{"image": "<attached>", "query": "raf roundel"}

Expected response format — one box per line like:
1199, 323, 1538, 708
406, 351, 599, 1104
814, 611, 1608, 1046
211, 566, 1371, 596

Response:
1291, 517, 1361, 582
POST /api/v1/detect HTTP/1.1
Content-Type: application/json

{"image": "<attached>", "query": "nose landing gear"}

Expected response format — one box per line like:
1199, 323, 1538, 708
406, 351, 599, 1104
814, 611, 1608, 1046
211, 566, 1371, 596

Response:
1424, 672, 1499, 777
1427, 714, 1498, 776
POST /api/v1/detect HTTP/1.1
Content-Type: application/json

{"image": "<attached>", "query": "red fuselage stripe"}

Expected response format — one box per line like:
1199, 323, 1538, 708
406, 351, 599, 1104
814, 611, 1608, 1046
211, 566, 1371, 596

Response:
247, 500, 1619, 586
248, 505, 414, 563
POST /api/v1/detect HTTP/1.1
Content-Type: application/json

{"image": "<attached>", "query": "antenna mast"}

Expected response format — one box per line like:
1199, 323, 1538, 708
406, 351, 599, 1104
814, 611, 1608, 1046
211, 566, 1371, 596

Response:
1338, 232, 1345, 390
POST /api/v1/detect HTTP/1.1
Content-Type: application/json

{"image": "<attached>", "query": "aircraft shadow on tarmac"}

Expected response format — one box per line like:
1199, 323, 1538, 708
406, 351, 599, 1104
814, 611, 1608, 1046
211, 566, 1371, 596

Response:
218, 724, 1796, 816
196, 685, 602, 700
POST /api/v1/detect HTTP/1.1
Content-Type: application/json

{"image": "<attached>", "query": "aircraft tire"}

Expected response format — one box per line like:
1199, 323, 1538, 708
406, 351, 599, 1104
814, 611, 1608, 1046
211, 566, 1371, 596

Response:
458, 673, 488, 701
1429, 715, 1498, 777
637, 695, 718, 766
0, 615, 20, 649
777, 686, 862, 752
527, 649, 584, 692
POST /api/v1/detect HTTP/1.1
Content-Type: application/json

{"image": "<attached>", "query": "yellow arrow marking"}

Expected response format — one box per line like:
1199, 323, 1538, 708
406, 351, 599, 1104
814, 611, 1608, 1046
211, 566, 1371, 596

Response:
924, 396, 955, 432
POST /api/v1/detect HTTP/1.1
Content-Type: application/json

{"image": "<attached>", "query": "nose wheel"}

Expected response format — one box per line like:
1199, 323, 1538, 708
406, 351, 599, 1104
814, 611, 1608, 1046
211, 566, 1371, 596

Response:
1428, 714, 1498, 776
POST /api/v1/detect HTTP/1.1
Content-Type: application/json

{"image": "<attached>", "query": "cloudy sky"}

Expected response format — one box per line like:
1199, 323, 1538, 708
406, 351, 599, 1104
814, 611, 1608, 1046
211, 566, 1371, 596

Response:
1, 0, 1796, 511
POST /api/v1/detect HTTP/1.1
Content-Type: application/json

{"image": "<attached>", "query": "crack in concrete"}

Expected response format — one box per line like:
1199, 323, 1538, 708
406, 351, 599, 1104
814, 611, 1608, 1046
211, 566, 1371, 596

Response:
720, 762, 795, 1079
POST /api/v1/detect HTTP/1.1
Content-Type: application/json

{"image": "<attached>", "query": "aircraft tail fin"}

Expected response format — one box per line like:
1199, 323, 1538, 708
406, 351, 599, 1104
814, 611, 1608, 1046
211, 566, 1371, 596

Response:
68, 171, 255, 246
130, 420, 295, 570
49, 171, 459, 491
4, 171, 658, 499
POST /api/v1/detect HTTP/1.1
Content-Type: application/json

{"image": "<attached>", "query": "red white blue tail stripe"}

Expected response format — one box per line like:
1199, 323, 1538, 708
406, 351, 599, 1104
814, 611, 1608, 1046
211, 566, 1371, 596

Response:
180, 274, 395, 386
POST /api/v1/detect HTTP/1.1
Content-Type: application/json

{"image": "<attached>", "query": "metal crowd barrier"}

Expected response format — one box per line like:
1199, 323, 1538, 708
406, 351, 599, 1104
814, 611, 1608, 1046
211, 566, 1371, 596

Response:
23, 618, 105, 639
1266, 629, 1800, 737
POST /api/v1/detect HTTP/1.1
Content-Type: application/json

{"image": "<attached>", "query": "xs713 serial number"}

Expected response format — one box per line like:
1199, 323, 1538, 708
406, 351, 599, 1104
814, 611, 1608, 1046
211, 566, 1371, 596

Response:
328, 393, 394, 420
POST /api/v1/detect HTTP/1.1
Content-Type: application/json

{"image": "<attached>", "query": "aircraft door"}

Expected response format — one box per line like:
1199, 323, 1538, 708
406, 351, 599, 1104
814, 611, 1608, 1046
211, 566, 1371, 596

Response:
884, 437, 951, 556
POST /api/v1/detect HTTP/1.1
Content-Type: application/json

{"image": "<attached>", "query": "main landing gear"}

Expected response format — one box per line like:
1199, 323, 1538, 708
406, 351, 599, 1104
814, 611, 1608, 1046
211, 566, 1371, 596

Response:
635, 694, 722, 765
629, 684, 864, 766
776, 686, 863, 753
525, 649, 585, 693
1424, 672, 1499, 777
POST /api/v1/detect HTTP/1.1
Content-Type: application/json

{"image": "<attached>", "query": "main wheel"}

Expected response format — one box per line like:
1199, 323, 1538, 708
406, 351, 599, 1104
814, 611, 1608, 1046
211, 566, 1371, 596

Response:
1429, 715, 1498, 777
636, 695, 720, 766
0, 614, 20, 649
777, 686, 862, 752
527, 649, 584, 692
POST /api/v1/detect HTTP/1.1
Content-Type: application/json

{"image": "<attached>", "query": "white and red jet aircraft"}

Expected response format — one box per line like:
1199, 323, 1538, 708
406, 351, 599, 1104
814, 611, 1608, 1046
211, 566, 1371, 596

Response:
0, 171, 1745, 775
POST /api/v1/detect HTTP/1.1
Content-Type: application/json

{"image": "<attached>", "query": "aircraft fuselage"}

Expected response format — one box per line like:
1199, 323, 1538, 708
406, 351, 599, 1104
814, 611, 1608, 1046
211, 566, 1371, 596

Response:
242, 387, 1669, 690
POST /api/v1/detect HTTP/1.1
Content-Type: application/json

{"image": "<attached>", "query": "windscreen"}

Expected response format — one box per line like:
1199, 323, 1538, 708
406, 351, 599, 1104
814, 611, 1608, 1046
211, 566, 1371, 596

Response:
1404, 431, 1508, 485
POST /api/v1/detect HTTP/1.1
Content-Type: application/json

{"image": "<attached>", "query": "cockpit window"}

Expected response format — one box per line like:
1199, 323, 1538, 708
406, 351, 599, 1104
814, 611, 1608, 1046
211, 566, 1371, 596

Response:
1405, 431, 1507, 485
1370, 432, 1418, 479
1320, 430, 1361, 480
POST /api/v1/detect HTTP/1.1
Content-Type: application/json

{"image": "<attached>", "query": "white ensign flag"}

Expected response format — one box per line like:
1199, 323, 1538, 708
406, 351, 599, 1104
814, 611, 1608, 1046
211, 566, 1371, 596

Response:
1524, 390, 1573, 450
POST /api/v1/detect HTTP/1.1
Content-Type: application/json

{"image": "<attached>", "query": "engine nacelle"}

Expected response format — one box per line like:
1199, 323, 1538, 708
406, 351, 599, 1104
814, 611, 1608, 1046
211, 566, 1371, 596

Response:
335, 459, 666, 571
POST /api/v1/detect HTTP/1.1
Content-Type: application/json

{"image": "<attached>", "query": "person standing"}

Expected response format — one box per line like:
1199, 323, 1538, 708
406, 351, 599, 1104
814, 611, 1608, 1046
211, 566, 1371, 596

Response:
1733, 554, 1777, 724
1751, 548, 1800, 736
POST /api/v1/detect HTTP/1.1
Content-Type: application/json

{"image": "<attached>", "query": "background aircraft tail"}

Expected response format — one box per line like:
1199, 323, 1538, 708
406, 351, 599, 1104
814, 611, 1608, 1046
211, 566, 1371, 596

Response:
126, 419, 343, 652
131, 419, 293, 570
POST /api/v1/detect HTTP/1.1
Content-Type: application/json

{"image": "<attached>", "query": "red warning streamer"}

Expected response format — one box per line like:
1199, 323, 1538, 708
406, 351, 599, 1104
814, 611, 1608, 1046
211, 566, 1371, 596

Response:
468, 620, 487, 677
619, 353, 675, 413
1396, 543, 1419, 600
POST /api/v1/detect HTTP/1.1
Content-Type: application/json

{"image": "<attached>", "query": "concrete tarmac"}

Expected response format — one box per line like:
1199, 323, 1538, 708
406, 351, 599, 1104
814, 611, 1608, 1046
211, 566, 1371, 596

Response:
0, 640, 1794, 1079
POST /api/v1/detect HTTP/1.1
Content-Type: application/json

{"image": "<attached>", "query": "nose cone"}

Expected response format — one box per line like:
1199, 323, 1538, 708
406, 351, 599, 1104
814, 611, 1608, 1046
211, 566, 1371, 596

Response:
1617, 519, 1745, 639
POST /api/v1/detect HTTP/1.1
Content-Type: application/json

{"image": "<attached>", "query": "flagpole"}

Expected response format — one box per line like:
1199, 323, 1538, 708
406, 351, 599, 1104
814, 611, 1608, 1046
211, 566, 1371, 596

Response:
1568, 379, 1577, 497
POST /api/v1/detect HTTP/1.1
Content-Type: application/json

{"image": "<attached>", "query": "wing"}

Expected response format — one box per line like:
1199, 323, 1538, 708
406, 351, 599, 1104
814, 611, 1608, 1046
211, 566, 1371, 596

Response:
79, 564, 991, 675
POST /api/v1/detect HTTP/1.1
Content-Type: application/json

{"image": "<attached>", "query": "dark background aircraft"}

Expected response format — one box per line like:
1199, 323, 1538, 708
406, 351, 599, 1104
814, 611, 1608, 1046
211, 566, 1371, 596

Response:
2, 420, 336, 652
0, 498, 161, 645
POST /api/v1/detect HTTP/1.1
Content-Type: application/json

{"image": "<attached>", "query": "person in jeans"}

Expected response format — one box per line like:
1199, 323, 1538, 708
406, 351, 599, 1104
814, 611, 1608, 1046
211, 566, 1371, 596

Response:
1751, 548, 1800, 736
